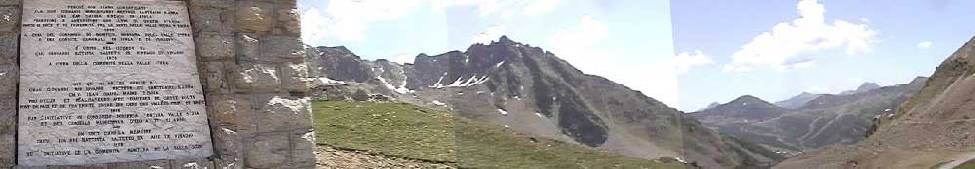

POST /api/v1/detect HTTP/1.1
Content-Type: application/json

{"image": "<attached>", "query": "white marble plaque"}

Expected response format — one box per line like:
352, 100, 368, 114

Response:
18, 0, 213, 166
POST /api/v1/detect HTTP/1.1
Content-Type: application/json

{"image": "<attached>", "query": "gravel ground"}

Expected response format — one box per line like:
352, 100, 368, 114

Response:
315, 145, 455, 169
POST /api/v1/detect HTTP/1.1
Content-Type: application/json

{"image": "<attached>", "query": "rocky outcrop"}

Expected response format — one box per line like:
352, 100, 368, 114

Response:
310, 46, 377, 83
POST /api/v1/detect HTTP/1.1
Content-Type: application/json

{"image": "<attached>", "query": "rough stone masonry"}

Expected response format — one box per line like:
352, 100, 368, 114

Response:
0, 0, 316, 168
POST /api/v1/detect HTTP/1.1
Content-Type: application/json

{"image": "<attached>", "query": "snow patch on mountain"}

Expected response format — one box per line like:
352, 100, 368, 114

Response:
377, 76, 412, 94
495, 60, 506, 68
313, 77, 346, 86
432, 100, 446, 106
429, 72, 448, 88
497, 109, 509, 115
447, 75, 490, 87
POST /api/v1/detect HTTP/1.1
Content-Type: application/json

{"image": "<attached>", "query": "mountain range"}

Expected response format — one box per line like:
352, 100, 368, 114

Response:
690, 79, 927, 156
305, 36, 780, 168
305, 35, 975, 168
776, 36, 975, 168
774, 92, 823, 109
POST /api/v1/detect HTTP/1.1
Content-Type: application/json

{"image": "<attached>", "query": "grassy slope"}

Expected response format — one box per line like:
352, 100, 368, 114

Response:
312, 101, 684, 168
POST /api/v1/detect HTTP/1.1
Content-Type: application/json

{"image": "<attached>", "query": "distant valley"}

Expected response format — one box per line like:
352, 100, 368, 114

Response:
690, 79, 926, 155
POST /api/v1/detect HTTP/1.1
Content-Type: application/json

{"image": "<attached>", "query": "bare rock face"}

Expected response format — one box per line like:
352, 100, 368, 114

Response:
311, 46, 378, 83
0, 1, 17, 167
776, 36, 975, 169
307, 36, 779, 169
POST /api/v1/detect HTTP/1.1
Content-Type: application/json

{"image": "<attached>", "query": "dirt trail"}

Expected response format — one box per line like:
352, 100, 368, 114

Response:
939, 152, 975, 169
315, 144, 455, 169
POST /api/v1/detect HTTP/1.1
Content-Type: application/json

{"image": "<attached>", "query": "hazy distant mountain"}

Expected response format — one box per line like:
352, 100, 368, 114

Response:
774, 92, 824, 109
774, 83, 882, 109
691, 95, 788, 127
307, 36, 781, 168
777, 36, 975, 169
691, 79, 926, 156
839, 82, 882, 95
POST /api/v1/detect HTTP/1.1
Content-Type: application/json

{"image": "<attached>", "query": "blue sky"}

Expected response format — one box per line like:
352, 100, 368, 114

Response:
672, 0, 975, 110
299, 0, 975, 111
299, 0, 683, 108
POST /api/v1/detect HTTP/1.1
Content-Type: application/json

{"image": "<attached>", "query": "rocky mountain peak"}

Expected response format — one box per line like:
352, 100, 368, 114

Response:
730, 95, 767, 104
317, 46, 357, 58
704, 102, 721, 109
775, 92, 824, 109
838, 82, 882, 95
691, 95, 786, 126
498, 35, 515, 44
720, 95, 782, 110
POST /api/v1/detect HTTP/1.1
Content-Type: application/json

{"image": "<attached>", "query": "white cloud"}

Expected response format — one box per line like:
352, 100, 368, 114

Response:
805, 77, 867, 94
792, 60, 816, 69
432, 0, 560, 18
806, 86, 831, 94
301, 0, 561, 45
300, 0, 422, 43
471, 25, 507, 45
390, 53, 416, 64
301, 8, 329, 45
847, 77, 865, 85
523, 0, 561, 16
547, 16, 679, 107
432, 0, 507, 17
673, 50, 715, 74
724, 0, 878, 72
550, 15, 609, 50
549, 15, 610, 74
917, 41, 933, 49
618, 62, 681, 110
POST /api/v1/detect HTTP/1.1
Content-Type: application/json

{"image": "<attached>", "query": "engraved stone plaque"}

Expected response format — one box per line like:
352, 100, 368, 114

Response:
18, 0, 213, 166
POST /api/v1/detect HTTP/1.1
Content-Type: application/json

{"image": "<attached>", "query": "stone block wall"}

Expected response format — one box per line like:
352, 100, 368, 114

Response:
0, 0, 19, 168
0, 0, 317, 168
189, 0, 315, 168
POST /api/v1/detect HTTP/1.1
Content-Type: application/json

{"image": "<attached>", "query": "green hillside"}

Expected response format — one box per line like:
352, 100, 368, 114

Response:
312, 101, 685, 168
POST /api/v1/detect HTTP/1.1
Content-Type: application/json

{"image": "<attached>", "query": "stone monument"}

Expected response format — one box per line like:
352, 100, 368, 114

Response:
0, 0, 316, 168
